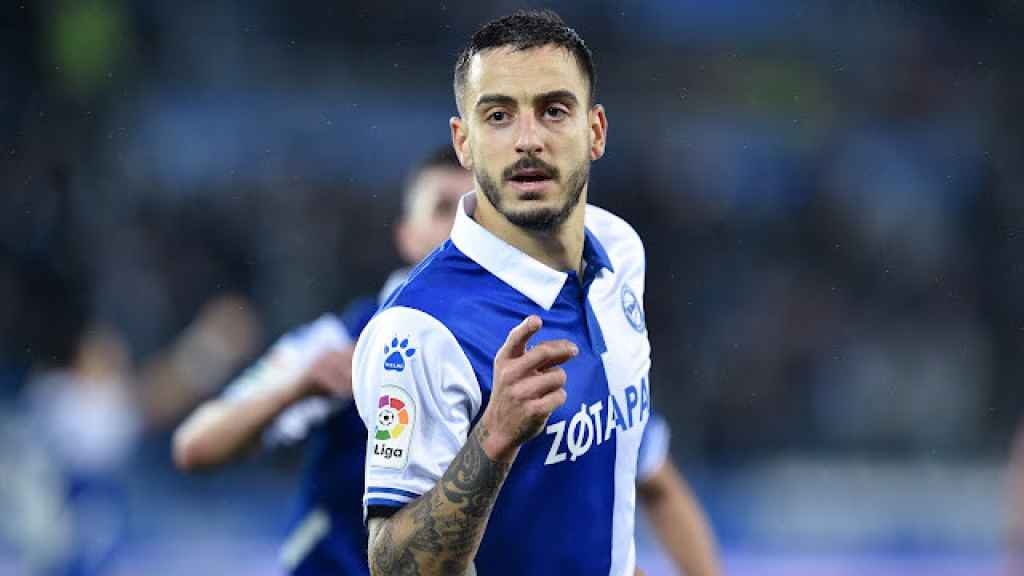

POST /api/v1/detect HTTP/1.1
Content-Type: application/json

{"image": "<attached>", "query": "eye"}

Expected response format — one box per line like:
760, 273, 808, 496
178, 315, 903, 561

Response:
544, 106, 568, 119
488, 110, 510, 124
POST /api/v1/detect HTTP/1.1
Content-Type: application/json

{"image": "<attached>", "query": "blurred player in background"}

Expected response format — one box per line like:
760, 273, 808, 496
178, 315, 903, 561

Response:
1010, 422, 1024, 574
637, 416, 721, 576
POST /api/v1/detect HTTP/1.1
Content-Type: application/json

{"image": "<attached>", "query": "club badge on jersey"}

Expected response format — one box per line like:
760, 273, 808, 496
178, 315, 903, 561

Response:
621, 284, 646, 333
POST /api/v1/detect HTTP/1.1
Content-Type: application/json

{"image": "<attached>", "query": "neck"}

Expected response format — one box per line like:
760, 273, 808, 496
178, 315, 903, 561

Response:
473, 189, 586, 277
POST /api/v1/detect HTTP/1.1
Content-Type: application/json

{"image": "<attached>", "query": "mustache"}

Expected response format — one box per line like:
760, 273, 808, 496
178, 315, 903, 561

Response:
502, 156, 560, 181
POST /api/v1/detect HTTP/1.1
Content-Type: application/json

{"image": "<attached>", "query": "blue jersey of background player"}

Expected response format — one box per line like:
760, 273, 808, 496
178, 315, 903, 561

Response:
172, 146, 472, 575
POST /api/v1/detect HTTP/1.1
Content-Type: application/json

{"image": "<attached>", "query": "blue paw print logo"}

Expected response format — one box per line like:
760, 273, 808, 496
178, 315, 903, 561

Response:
384, 337, 416, 372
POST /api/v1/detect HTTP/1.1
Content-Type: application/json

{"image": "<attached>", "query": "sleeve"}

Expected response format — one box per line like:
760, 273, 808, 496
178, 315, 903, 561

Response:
222, 313, 352, 447
351, 305, 482, 518
636, 412, 670, 484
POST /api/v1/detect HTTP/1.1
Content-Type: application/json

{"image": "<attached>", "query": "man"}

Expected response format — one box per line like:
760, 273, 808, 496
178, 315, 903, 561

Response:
172, 147, 472, 575
353, 10, 717, 576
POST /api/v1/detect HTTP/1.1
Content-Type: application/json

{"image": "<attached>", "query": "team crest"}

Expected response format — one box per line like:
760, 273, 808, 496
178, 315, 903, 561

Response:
371, 386, 415, 470
384, 337, 416, 372
620, 285, 645, 333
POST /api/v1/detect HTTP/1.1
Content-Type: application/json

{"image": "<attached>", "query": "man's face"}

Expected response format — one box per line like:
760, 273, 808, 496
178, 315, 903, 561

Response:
397, 166, 473, 264
452, 45, 606, 232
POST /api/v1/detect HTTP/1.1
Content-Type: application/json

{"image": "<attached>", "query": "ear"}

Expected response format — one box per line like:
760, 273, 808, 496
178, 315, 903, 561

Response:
450, 116, 473, 170
588, 104, 608, 161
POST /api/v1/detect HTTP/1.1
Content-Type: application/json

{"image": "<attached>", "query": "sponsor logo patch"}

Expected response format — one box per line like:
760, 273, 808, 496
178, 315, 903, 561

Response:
384, 337, 416, 372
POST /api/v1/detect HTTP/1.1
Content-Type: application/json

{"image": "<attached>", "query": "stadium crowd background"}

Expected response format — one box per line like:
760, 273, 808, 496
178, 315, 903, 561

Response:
2, 1, 1022, 574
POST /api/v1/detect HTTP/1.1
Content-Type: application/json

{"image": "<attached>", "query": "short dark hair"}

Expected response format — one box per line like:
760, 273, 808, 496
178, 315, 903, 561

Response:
413, 144, 463, 175
453, 9, 596, 114
402, 144, 466, 216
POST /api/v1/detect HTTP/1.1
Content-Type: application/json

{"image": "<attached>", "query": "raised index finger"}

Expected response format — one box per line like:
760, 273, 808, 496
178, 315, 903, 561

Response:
496, 315, 542, 362
515, 340, 578, 374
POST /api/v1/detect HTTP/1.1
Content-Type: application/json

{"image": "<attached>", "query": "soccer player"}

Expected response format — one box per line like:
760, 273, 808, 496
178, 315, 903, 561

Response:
172, 146, 472, 575
352, 10, 690, 575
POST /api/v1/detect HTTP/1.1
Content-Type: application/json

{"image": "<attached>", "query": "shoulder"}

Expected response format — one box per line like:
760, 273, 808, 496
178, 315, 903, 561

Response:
585, 204, 646, 267
380, 241, 498, 328
351, 303, 484, 435
352, 304, 478, 396
356, 305, 462, 360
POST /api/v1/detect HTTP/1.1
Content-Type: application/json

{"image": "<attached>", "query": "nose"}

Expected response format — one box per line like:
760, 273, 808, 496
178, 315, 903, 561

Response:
514, 113, 544, 156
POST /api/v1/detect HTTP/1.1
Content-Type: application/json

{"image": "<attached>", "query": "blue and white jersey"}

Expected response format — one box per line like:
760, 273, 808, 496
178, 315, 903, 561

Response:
353, 193, 652, 576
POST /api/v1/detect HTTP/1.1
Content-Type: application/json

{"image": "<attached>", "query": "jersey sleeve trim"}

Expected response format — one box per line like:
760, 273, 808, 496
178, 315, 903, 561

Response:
365, 498, 411, 509
366, 486, 421, 499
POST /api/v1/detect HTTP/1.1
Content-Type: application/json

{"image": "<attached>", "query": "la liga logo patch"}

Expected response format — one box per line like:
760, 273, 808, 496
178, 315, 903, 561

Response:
375, 394, 410, 440
370, 386, 415, 470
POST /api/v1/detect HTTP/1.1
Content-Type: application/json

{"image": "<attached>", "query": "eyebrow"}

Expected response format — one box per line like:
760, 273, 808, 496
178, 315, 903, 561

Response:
474, 90, 580, 111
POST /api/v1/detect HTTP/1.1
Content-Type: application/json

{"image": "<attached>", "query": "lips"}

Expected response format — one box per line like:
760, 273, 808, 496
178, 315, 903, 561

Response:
507, 178, 553, 195
503, 159, 559, 196
507, 169, 553, 184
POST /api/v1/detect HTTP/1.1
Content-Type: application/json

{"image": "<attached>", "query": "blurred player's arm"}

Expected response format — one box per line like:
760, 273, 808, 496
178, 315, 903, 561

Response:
1010, 424, 1024, 564
364, 316, 573, 576
138, 294, 262, 429
637, 460, 722, 576
172, 345, 352, 472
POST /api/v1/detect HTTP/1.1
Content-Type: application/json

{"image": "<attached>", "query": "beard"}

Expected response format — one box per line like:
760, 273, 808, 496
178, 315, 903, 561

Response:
476, 154, 590, 232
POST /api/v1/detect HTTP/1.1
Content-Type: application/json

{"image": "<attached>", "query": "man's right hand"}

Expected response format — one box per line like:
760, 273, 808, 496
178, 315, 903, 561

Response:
478, 315, 576, 464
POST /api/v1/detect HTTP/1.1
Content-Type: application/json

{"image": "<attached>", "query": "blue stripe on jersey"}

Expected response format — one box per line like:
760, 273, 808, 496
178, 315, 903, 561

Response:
365, 497, 408, 508
366, 486, 420, 499
384, 239, 617, 576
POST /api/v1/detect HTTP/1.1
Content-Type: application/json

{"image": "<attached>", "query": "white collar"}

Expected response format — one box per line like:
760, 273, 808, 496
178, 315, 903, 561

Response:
449, 192, 569, 310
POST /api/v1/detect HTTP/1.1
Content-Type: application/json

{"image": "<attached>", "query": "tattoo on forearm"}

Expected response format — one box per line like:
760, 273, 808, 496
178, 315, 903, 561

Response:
370, 425, 510, 576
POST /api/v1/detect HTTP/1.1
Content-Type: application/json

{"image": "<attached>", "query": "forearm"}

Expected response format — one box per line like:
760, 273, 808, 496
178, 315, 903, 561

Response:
172, 379, 306, 471
368, 424, 510, 576
139, 308, 257, 429
1011, 432, 1024, 555
639, 463, 721, 576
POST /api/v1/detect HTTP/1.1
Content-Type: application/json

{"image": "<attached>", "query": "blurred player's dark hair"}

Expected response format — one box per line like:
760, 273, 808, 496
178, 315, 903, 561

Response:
453, 9, 596, 113
402, 145, 466, 218
416, 144, 462, 174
